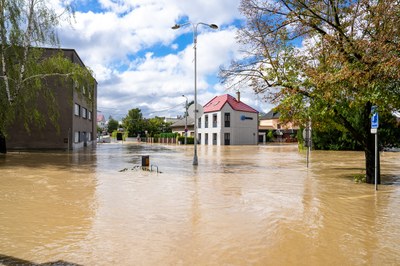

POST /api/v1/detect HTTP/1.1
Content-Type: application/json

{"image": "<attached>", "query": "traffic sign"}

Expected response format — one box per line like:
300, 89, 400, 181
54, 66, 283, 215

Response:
371, 106, 379, 129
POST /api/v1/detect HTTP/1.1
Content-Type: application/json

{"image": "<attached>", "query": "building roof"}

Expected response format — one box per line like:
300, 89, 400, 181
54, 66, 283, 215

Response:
97, 114, 105, 122
170, 117, 195, 128
260, 109, 280, 120
203, 94, 258, 113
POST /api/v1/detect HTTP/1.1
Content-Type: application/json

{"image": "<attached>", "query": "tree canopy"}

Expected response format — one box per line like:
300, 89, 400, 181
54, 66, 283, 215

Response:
107, 117, 119, 133
122, 108, 145, 137
221, 0, 400, 183
122, 108, 172, 137
0, 0, 94, 152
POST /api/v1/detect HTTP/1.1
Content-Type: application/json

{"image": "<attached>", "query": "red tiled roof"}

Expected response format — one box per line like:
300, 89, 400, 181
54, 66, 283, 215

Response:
97, 114, 105, 122
203, 94, 258, 113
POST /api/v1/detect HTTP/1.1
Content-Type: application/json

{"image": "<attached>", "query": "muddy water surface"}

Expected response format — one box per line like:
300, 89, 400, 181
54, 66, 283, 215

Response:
0, 144, 399, 265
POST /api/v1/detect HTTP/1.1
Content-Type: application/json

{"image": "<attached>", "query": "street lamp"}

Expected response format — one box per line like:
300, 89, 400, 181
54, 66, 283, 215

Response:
172, 21, 218, 165
182, 94, 188, 145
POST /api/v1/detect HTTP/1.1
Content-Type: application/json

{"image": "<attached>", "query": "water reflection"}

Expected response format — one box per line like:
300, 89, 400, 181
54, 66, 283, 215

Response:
0, 144, 399, 265
0, 151, 96, 264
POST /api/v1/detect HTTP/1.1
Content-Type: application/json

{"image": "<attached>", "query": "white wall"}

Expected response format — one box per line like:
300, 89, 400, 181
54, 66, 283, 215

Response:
198, 104, 258, 145
228, 106, 258, 145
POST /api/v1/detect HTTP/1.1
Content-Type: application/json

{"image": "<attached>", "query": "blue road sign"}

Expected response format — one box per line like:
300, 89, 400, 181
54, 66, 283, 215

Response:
371, 106, 379, 129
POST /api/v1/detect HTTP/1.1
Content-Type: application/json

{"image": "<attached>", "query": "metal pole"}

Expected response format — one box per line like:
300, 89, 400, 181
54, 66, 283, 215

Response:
172, 22, 218, 166
193, 25, 198, 165
309, 119, 312, 151
375, 132, 378, 191
68, 128, 70, 152
182, 95, 188, 145
306, 123, 309, 168
308, 119, 311, 167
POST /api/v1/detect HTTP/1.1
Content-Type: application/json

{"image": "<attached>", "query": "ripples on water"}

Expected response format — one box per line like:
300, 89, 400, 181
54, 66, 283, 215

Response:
0, 143, 399, 265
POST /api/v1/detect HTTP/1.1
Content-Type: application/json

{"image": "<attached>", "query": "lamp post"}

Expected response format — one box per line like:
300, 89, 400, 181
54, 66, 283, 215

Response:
182, 94, 188, 145
172, 22, 218, 165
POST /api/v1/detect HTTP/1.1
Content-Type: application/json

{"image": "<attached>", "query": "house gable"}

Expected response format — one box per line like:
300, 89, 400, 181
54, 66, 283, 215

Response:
203, 94, 258, 114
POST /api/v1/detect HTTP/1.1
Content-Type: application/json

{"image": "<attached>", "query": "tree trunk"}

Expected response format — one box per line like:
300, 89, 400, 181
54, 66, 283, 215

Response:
0, 131, 6, 154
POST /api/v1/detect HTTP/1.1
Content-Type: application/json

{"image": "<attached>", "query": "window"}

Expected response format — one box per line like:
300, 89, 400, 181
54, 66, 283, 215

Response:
198, 133, 201, 144
213, 114, 217, 128
213, 133, 217, 145
88, 111, 92, 120
74, 131, 80, 143
224, 133, 230, 145
89, 85, 95, 99
205, 115, 208, 128
88, 132, 92, 141
74, 103, 80, 116
198, 117, 201, 128
224, 113, 230, 127
205, 133, 208, 145
82, 107, 87, 119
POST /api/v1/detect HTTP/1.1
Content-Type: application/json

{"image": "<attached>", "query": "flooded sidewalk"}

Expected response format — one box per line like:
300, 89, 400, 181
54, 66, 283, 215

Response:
0, 143, 399, 265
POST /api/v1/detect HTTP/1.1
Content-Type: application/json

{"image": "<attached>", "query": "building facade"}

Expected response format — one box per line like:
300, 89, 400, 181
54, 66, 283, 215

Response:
7, 48, 97, 150
170, 117, 195, 138
197, 93, 258, 145
258, 110, 299, 143
97, 113, 106, 134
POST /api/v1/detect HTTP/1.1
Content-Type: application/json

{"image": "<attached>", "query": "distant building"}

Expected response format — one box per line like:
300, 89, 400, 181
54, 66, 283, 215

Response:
164, 117, 180, 124
97, 114, 106, 131
7, 48, 97, 150
170, 116, 195, 138
259, 110, 299, 143
198, 92, 258, 145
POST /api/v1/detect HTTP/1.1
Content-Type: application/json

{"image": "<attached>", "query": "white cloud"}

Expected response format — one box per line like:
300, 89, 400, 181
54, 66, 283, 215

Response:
55, 0, 253, 119
94, 26, 242, 118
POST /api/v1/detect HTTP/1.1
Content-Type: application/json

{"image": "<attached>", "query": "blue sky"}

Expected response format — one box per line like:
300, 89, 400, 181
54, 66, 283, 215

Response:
53, 0, 273, 120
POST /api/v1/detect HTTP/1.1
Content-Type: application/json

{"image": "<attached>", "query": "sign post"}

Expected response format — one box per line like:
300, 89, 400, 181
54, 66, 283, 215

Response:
371, 106, 378, 191
303, 121, 311, 168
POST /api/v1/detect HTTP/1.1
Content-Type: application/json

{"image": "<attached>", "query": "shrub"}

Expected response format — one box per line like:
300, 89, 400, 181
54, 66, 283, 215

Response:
178, 136, 194, 144
159, 132, 178, 138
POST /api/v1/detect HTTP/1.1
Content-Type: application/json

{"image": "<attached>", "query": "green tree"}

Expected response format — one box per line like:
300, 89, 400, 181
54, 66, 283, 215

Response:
122, 108, 145, 137
97, 125, 103, 136
145, 117, 172, 137
221, 0, 400, 184
312, 112, 400, 151
107, 117, 119, 134
0, 0, 94, 153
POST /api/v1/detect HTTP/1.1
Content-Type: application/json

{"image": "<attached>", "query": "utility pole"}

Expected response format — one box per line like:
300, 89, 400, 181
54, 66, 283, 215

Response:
182, 95, 188, 145
172, 22, 218, 165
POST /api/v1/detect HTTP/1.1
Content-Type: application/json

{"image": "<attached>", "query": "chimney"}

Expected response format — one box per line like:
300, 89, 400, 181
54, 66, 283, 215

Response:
236, 91, 240, 102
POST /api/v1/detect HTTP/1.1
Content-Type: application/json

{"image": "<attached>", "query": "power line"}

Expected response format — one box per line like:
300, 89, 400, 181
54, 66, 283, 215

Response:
150, 101, 186, 114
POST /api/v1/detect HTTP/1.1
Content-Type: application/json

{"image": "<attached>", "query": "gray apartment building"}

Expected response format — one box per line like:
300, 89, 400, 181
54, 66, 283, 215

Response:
7, 48, 97, 150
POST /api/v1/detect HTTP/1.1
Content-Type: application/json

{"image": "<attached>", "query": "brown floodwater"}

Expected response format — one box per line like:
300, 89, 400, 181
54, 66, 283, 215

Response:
0, 143, 399, 265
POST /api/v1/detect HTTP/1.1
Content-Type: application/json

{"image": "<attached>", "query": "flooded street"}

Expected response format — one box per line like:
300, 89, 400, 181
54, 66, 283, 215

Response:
1, 143, 400, 265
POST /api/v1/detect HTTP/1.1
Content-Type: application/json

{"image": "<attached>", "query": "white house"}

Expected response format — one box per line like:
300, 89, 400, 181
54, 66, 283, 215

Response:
97, 114, 106, 131
197, 93, 259, 145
